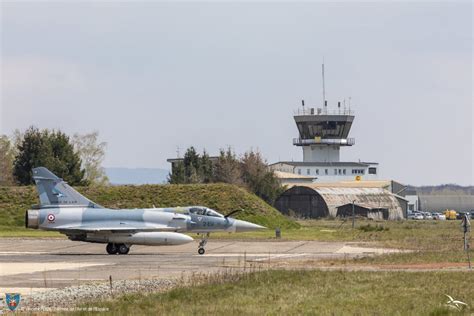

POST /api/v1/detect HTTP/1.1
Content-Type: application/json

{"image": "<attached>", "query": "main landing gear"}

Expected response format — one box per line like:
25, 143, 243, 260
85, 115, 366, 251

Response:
197, 233, 209, 255
106, 243, 130, 255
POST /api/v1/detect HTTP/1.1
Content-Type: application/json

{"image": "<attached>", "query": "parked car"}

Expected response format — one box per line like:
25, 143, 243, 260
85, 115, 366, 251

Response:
432, 212, 446, 220
414, 213, 424, 220
457, 212, 472, 220
423, 212, 433, 220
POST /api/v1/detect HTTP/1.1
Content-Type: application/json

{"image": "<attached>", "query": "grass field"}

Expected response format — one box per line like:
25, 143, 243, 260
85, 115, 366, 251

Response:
79, 269, 474, 315
212, 219, 472, 265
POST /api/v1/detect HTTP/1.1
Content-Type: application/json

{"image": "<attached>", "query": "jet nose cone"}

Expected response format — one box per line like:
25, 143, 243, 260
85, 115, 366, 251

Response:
234, 219, 266, 233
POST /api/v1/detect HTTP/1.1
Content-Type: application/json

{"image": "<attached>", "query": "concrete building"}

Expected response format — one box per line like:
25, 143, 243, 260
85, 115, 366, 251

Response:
270, 99, 380, 182
273, 171, 316, 185
404, 189, 419, 212
418, 195, 474, 213
270, 161, 379, 182
274, 184, 406, 220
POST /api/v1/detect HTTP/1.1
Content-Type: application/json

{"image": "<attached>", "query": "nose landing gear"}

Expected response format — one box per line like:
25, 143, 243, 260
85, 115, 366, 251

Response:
197, 233, 209, 255
106, 243, 130, 255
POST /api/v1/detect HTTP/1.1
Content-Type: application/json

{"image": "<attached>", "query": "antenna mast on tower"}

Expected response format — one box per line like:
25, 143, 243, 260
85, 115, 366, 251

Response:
322, 62, 326, 114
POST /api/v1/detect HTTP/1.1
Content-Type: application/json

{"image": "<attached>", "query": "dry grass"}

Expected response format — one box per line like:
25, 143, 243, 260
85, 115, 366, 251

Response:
78, 269, 474, 315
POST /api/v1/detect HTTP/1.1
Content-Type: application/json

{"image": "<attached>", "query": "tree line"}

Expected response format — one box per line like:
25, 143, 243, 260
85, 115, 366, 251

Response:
169, 147, 284, 204
0, 127, 108, 186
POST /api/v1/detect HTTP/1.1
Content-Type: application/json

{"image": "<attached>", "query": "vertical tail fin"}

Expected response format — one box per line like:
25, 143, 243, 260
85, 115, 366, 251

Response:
32, 167, 102, 208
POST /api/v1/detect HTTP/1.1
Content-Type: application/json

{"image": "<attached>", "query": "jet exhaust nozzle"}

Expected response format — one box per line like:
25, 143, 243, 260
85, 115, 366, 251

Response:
25, 210, 40, 229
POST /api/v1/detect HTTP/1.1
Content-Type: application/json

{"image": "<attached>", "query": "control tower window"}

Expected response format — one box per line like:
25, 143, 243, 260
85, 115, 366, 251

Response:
343, 169, 346, 175
316, 169, 319, 175
369, 167, 377, 175
325, 169, 328, 175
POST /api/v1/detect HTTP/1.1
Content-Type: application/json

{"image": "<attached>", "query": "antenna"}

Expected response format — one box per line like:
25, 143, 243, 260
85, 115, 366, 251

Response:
302, 99, 305, 113
322, 62, 326, 113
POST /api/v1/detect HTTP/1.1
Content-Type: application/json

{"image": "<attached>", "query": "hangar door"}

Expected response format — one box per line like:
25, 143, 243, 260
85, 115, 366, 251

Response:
274, 186, 329, 218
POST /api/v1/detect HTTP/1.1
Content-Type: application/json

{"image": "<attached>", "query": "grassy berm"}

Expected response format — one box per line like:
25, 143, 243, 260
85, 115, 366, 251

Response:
79, 269, 474, 315
0, 184, 298, 235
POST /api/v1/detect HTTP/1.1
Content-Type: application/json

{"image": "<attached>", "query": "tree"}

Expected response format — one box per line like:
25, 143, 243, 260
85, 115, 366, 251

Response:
13, 127, 86, 185
183, 147, 200, 182
0, 135, 15, 185
168, 161, 185, 184
72, 132, 109, 186
200, 150, 214, 183
241, 149, 284, 205
214, 147, 242, 185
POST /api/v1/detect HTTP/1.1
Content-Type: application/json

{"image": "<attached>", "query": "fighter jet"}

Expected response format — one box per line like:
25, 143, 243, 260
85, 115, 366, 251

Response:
25, 167, 265, 255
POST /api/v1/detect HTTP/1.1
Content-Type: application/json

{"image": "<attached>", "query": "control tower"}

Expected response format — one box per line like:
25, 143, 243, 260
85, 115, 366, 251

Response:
269, 64, 379, 182
293, 103, 355, 162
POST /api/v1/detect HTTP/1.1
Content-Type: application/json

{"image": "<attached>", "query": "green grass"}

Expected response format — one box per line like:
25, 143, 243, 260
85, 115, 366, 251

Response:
0, 184, 298, 234
211, 219, 465, 247
0, 226, 62, 237
211, 219, 472, 265
78, 269, 474, 315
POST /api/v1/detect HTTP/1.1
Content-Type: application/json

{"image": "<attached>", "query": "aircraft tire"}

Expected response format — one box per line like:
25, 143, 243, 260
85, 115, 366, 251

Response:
106, 243, 118, 255
118, 244, 130, 255
198, 247, 205, 255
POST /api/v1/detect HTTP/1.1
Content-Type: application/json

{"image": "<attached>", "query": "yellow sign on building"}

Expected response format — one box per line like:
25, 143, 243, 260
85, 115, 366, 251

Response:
355, 176, 362, 181
314, 136, 321, 143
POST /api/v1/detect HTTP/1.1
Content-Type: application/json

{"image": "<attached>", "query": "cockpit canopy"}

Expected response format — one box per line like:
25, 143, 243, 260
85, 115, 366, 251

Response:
188, 207, 224, 218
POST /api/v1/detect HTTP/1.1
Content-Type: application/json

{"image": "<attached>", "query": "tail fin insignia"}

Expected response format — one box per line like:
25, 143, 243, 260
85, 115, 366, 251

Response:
32, 167, 102, 208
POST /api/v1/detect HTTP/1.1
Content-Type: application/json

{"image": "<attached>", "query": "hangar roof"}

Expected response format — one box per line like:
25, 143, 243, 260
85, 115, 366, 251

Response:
281, 186, 405, 220
273, 171, 315, 179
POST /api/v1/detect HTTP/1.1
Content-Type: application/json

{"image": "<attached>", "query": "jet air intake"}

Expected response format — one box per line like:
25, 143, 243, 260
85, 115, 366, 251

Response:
25, 210, 40, 229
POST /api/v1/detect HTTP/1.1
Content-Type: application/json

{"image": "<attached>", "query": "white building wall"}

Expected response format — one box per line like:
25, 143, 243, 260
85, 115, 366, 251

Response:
303, 146, 340, 162
270, 163, 379, 183
293, 165, 379, 182
405, 195, 419, 212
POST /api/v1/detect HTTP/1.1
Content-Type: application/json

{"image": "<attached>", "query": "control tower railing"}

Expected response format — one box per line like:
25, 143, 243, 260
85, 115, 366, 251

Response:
293, 137, 355, 146
294, 108, 354, 116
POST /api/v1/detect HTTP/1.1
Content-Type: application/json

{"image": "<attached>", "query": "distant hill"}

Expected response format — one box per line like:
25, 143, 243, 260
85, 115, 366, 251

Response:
407, 184, 473, 195
0, 184, 298, 230
105, 168, 169, 185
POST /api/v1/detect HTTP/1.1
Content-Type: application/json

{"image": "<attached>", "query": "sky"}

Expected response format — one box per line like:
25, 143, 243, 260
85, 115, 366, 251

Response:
0, 1, 472, 186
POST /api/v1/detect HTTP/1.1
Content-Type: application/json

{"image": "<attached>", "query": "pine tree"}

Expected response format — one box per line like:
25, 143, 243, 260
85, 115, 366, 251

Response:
200, 150, 214, 183
13, 127, 86, 185
169, 161, 185, 184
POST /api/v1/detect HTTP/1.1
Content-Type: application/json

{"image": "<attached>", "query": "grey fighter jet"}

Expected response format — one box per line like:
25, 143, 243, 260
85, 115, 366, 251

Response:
25, 167, 265, 255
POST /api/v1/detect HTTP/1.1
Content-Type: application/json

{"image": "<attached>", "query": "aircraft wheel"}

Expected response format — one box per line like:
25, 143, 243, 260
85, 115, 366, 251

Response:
118, 244, 130, 255
106, 243, 118, 255
198, 248, 205, 255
